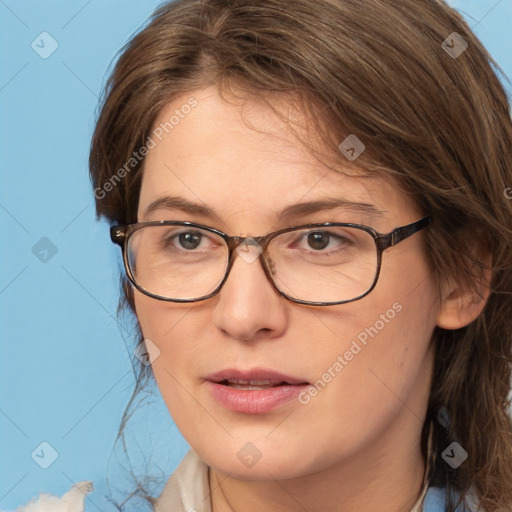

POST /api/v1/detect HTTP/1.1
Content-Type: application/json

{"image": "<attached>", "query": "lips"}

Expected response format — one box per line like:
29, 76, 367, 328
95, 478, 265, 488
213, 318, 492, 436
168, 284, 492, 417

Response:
205, 368, 310, 414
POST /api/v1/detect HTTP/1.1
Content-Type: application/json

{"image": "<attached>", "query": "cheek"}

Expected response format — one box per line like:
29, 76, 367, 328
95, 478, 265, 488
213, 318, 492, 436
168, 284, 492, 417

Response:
363, 245, 437, 375
133, 294, 215, 446
133, 293, 203, 401
309, 247, 437, 430
133, 293, 170, 345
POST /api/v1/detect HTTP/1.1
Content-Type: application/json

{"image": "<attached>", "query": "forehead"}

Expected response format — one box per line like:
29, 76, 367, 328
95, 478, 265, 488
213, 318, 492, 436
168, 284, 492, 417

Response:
137, 86, 418, 230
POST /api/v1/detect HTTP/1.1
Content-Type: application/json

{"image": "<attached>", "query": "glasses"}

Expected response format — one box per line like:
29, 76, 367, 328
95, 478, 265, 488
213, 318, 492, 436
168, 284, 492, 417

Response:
110, 216, 432, 306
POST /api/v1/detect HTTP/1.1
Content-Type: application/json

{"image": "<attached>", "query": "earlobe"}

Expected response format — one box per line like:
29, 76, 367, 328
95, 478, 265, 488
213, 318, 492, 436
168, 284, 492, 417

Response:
436, 255, 493, 330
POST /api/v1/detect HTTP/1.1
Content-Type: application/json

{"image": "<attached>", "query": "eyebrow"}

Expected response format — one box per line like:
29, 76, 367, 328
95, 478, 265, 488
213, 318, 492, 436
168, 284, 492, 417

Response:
142, 195, 385, 222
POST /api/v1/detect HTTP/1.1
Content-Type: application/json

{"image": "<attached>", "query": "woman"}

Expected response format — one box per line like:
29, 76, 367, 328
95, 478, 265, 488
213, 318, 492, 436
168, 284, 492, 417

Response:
89, 0, 512, 510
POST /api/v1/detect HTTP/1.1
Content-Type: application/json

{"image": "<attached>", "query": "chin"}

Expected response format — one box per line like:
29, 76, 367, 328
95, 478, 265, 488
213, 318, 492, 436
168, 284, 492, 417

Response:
198, 439, 327, 481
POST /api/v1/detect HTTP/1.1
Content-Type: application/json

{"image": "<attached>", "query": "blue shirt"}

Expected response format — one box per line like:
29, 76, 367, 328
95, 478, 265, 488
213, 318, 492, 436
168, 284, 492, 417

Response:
423, 486, 479, 512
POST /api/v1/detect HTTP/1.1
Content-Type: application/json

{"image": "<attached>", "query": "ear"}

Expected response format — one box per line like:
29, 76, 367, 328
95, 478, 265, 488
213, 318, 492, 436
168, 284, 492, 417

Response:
436, 249, 493, 330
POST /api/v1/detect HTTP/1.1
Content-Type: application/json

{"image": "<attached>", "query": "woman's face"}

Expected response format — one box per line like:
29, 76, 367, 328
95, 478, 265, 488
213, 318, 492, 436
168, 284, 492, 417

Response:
134, 86, 438, 480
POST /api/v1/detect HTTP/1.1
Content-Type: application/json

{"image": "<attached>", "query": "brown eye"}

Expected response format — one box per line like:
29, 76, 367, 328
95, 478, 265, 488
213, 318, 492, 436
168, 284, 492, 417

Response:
176, 231, 203, 250
307, 232, 330, 251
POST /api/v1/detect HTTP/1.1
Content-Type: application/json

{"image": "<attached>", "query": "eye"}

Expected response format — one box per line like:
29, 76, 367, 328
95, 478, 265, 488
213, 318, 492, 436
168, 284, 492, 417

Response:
176, 231, 203, 250
301, 230, 353, 253
307, 232, 330, 251
161, 230, 216, 251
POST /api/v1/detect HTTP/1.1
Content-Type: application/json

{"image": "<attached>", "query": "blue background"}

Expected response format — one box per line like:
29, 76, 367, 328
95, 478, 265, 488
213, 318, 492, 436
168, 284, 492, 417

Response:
1, 1, 511, 510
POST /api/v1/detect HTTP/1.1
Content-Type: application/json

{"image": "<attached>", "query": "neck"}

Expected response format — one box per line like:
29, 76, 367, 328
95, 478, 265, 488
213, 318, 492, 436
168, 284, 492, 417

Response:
210, 412, 429, 512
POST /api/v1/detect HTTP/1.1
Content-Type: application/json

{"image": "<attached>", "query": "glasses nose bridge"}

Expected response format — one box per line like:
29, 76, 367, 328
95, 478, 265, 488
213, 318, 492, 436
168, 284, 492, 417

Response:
226, 233, 270, 254
224, 233, 275, 283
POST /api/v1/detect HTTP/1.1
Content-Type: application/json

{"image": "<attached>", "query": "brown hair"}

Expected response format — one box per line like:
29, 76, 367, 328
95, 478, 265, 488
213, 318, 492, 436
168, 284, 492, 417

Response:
89, 0, 512, 510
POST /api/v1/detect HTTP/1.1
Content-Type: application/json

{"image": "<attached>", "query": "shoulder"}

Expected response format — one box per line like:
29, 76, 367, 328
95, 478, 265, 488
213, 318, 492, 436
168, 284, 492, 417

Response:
153, 449, 211, 512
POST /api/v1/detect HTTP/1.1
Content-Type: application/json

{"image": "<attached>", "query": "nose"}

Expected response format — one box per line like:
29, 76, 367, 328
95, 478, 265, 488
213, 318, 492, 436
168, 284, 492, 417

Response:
210, 240, 288, 342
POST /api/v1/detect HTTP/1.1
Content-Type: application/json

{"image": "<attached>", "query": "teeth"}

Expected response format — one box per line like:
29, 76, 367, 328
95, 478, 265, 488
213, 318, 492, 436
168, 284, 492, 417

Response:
229, 384, 276, 390
227, 379, 283, 386
222, 379, 285, 390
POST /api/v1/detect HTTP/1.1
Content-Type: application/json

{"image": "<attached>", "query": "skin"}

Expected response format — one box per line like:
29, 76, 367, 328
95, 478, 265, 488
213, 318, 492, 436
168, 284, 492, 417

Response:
133, 85, 489, 512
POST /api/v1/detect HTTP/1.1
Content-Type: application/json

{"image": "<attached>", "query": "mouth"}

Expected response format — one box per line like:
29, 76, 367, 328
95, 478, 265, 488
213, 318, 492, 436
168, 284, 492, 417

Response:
206, 368, 309, 387
216, 379, 300, 390
205, 368, 310, 414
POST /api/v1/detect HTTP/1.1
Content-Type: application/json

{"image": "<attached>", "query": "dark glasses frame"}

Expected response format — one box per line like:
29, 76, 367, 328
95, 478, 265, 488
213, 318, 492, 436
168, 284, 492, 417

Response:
110, 216, 432, 306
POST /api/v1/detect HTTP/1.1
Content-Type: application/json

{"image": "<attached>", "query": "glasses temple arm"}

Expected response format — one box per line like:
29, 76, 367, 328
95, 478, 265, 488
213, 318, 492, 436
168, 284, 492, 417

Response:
376, 216, 432, 249
392, 216, 432, 245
